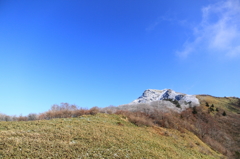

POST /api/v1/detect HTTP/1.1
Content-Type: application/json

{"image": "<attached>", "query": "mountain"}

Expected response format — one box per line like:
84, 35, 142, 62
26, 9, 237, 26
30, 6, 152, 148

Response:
106, 89, 200, 113
130, 89, 199, 105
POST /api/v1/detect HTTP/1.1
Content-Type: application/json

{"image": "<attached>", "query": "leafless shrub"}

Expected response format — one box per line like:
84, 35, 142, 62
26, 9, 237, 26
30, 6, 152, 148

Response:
37, 104, 101, 120
38, 103, 88, 119
4, 115, 12, 121
106, 110, 113, 114
100, 105, 118, 114
28, 113, 38, 121
51, 103, 78, 111
18, 115, 28, 121
128, 112, 153, 127
11, 115, 18, 121
1, 114, 7, 121
0, 113, 18, 121
115, 110, 153, 127
72, 108, 88, 117
88, 107, 99, 115
38, 113, 47, 120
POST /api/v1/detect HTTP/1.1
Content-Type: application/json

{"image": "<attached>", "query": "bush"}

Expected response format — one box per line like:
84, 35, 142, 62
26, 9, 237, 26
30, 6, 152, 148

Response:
18, 116, 28, 121
127, 112, 153, 127
208, 107, 214, 113
38, 103, 89, 119
72, 109, 87, 117
4, 115, 12, 121
0, 113, 12, 121
115, 111, 153, 127
206, 102, 209, 107
192, 106, 197, 114
28, 113, 38, 120
88, 107, 99, 115
222, 111, 227, 116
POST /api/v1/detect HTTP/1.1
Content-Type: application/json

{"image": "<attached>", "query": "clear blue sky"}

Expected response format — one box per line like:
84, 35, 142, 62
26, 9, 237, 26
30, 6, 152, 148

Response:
1, 0, 240, 116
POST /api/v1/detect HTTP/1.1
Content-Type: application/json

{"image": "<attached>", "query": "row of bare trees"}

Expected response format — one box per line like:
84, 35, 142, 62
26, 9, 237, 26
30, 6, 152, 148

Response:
0, 103, 99, 121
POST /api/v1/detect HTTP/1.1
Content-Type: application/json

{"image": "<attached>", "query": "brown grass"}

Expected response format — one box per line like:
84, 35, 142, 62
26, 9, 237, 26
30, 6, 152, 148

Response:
115, 110, 154, 127
113, 104, 239, 158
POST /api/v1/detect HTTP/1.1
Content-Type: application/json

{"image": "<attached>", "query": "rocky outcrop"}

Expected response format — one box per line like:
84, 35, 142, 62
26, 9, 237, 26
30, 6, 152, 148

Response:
131, 89, 199, 104
101, 89, 200, 113
127, 89, 200, 112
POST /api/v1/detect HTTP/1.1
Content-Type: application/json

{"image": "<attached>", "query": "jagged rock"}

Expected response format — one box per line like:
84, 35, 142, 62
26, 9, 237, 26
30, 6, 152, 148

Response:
101, 89, 200, 113
131, 89, 199, 104
127, 89, 200, 112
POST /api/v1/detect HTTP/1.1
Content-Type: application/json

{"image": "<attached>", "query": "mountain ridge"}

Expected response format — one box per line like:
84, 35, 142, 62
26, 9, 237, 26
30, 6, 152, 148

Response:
125, 89, 200, 112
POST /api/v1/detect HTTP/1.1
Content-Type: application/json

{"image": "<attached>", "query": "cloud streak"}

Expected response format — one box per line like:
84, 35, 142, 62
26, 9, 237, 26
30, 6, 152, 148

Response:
146, 16, 174, 32
177, 0, 240, 58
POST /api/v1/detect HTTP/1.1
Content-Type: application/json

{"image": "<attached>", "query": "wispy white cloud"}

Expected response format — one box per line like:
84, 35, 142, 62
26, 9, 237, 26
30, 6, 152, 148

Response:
146, 16, 172, 32
177, 0, 240, 58
146, 20, 161, 32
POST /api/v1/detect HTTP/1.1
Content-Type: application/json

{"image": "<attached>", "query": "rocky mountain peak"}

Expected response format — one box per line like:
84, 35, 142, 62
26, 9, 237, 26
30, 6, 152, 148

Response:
130, 89, 199, 107
102, 89, 200, 114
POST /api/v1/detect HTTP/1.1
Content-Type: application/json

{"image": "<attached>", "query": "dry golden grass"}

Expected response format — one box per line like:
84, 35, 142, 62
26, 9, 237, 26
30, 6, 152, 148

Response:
0, 113, 224, 158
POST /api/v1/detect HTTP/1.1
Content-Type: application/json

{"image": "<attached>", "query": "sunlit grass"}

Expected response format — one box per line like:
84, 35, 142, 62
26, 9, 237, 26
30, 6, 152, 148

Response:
0, 113, 223, 158
197, 95, 240, 113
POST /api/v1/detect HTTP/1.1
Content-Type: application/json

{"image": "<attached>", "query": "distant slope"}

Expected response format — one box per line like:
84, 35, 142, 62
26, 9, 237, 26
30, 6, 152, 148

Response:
0, 114, 223, 158
197, 95, 240, 113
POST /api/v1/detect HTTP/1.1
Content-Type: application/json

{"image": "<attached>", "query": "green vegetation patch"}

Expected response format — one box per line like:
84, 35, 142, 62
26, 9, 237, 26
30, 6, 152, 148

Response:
197, 95, 240, 114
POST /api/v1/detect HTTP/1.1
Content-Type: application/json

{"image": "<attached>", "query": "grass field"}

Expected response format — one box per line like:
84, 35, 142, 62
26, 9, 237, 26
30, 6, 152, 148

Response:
0, 113, 224, 158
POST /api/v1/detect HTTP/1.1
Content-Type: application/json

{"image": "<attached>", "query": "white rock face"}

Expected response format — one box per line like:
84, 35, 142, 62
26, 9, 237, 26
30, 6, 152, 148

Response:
128, 89, 200, 112
101, 89, 200, 114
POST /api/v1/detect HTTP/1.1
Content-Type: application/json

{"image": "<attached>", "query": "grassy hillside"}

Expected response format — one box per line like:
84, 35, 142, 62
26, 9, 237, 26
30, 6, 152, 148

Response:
197, 95, 240, 113
196, 95, 240, 158
0, 113, 223, 159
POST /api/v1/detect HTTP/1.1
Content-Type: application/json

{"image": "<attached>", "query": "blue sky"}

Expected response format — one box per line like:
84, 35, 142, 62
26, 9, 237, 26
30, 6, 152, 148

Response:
1, 0, 240, 116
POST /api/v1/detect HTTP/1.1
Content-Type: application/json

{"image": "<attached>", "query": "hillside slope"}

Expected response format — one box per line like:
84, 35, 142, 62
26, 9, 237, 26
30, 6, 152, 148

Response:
0, 114, 223, 158
197, 95, 240, 113
101, 93, 240, 158
196, 95, 240, 156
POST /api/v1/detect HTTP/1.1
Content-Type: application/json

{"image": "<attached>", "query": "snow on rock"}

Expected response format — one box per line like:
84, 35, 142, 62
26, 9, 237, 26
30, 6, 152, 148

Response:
128, 89, 200, 112
101, 89, 200, 114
